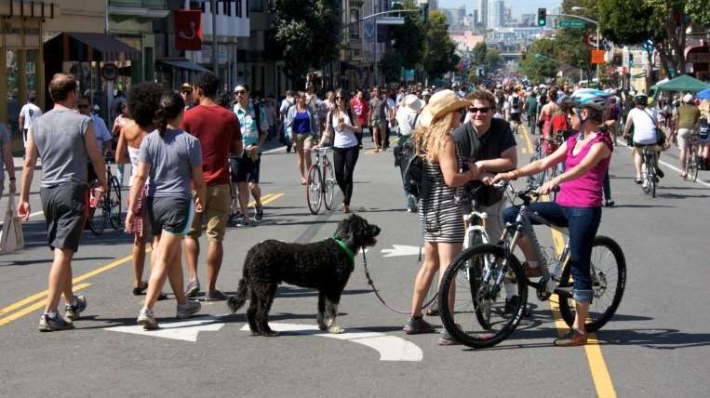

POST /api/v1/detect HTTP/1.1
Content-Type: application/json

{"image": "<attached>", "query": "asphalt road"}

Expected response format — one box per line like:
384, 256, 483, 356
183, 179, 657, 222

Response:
1, 127, 709, 397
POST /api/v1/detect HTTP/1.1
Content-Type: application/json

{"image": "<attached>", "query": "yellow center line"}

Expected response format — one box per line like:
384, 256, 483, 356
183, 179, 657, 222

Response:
549, 227, 617, 398
0, 283, 91, 327
521, 124, 534, 154
0, 192, 286, 327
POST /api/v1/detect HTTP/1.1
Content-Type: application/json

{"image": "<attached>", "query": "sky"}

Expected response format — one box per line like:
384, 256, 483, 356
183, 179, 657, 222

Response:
436, 0, 562, 18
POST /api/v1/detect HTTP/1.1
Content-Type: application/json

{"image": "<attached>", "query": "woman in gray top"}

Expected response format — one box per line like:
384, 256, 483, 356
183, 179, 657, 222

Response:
126, 91, 207, 330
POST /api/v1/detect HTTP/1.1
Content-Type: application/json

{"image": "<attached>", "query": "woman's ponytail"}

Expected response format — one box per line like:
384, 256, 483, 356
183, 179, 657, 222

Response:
154, 91, 185, 139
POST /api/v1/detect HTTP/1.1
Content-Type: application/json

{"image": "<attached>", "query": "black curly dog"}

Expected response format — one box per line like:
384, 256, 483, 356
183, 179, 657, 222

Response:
227, 214, 380, 336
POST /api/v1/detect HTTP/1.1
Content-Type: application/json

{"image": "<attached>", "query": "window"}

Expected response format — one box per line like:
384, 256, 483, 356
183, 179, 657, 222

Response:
236, 0, 242, 17
223, 1, 229, 15
250, 0, 264, 12
349, 9, 360, 39
189, 0, 205, 13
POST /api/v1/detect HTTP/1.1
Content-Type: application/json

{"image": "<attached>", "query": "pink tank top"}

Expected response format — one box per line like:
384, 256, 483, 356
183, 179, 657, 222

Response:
556, 131, 613, 208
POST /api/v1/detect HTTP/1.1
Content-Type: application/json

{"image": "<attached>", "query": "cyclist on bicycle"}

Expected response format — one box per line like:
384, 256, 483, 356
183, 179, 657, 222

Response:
623, 93, 669, 184
672, 94, 700, 179
491, 89, 614, 346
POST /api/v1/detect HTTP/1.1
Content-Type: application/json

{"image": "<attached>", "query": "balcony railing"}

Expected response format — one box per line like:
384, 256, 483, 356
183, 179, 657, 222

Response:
109, 0, 166, 9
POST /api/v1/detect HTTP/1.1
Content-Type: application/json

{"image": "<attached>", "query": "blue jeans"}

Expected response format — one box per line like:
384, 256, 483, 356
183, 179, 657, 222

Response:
502, 202, 602, 303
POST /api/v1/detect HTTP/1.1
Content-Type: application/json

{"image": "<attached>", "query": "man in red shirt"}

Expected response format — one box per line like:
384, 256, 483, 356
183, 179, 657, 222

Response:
350, 89, 368, 149
181, 73, 242, 301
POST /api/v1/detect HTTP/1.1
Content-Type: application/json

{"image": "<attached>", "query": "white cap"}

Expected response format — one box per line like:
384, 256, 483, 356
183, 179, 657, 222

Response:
684, 93, 694, 103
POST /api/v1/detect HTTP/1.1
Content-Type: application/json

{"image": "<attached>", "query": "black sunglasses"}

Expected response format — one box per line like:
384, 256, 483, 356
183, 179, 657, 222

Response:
468, 107, 491, 114
234, 90, 247, 94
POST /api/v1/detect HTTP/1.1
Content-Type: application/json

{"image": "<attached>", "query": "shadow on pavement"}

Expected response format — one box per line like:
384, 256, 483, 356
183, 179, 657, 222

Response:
0, 256, 114, 267
596, 328, 710, 349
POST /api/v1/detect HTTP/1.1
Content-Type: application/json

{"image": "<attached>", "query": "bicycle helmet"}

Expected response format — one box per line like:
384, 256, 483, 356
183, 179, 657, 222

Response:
569, 89, 611, 112
634, 93, 649, 106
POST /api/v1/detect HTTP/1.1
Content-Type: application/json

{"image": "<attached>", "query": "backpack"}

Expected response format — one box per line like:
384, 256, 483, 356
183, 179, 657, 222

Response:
512, 96, 520, 109
700, 118, 710, 143
397, 136, 429, 201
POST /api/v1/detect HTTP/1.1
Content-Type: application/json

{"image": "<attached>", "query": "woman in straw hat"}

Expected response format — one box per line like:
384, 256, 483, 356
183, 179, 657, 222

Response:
403, 90, 481, 344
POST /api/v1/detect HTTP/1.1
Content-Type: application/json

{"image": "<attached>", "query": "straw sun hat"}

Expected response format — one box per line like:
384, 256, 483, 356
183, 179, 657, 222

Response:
419, 89, 469, 127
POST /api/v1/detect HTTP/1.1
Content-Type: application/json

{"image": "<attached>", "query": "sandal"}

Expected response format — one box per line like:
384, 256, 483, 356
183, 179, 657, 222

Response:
554, 329, 588, 347
132, 282, 148, 296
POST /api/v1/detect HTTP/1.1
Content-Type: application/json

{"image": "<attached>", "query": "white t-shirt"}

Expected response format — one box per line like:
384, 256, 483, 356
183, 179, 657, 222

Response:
629, 108, 658, 145
20, 103, 42, 130
508, 94, 522, 114
331, 111, 358, 148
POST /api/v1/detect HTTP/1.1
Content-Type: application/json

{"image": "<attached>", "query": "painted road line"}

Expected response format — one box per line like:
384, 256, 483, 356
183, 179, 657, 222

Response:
521, 125, 534, 154
521, 147, 529, 155
0, 193, 286, 327
550, 228, 617, 398
0, 283, 91, 327
106, 315, 226, 342
239, 322, 423, 361
616, 139, 710, 188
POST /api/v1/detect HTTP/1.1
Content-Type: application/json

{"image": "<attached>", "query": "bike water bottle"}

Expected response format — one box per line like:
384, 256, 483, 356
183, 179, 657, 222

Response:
89, 191, 96, 208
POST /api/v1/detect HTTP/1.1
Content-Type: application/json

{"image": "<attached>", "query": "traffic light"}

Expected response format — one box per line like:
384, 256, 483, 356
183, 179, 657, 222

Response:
537, 8, 547, 27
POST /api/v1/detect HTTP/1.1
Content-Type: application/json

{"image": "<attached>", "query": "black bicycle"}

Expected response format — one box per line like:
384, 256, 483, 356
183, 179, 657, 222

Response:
88, 155, 122, 235
438, 183, 626, 348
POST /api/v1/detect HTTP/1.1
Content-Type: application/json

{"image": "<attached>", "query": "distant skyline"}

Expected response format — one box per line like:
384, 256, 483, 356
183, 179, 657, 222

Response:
436, 0, 562, 19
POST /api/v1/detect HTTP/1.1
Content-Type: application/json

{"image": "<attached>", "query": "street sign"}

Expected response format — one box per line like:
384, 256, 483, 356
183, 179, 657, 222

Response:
377, 17, 405, 25
559, 20, 585, 28
591, 49, 605, 64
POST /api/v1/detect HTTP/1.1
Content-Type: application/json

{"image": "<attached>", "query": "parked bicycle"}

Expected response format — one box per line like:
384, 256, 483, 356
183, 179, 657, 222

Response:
306, 147, 337, 214
527, 131, 565, 199
88, 154, 122, 236
438, 183, 626, 348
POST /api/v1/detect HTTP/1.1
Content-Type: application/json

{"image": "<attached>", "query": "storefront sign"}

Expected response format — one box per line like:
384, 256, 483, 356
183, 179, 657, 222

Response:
175, 10, 202, 51
102, 63, 118, 81
591, 49, 605, 65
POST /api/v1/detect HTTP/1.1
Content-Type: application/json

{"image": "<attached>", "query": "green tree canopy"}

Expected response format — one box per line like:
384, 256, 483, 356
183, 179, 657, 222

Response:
272, 0, 341, 83
519, 38, 559, 84
420, 11, 459, 79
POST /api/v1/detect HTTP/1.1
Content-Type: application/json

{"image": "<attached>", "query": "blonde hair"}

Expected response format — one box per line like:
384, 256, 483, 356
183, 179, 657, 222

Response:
412, 111, 460, 163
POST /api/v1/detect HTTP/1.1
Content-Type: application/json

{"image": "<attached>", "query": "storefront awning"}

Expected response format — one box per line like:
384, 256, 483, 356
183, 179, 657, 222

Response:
44, 32, 140, 62
157, 58, 212, 74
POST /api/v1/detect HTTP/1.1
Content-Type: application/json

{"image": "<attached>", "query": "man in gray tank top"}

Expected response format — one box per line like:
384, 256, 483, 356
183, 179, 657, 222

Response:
19, 73, 107, 332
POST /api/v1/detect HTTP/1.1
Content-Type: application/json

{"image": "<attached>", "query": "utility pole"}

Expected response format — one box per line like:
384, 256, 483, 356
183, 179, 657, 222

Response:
211, 0, 218, 75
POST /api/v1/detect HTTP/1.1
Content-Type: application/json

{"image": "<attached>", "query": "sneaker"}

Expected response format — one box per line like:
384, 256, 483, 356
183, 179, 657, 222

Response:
438, 329, 461, 346
254, 205, 264, 222
38, 313, 74, 332
137, 307, 158, 330
554, 329, 588, 347
176, 300, 201, 319
605, 199, 615, 207
236, 216, 252, 227
64, 295, 87, 322
403, 316, 435, 334
185, 280, 200, 298
203, 289, 228, 302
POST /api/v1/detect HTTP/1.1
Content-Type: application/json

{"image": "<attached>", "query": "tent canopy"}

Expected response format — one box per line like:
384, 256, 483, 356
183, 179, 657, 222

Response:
651, 74, 710, 92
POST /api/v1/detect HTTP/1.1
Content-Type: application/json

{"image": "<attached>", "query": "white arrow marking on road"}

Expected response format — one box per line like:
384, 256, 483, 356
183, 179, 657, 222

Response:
105, 316, 226, 342
380, 244, 421, 258
239, 323, 423, 362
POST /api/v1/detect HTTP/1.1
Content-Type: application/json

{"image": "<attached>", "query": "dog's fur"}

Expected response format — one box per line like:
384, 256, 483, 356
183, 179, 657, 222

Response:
227, 214, 380, 336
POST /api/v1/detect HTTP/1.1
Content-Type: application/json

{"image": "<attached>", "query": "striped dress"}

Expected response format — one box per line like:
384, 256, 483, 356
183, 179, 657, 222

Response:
418, 154, 465, 243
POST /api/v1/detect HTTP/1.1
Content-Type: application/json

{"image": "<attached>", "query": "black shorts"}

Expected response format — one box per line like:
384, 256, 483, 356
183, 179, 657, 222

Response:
510, 113, 521, 122
147, 196, 194, 236
40, 183, 88, 252
231, 153, 261, 184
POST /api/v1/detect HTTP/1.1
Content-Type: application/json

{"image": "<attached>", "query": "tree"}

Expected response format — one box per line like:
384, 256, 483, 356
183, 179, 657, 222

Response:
388, 0, 425, 69
519, 39, 558, 84
378, 51, 405, 82
598, 0, 710, 79
272, 0, 342, 84
420, 11, 459, 79
472, 42, 487, 66
484, 48, 503, 71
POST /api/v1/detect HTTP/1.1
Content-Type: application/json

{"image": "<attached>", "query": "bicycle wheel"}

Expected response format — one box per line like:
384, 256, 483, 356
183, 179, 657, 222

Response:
323, 160, 336, 211
526, 155, 545, 188
306, 165, 322, 215
687, 149, 700, 182
439, 244, 527, 348
108, 177, 122, 230
88, 185, 107, 236
557, 236, 626, 333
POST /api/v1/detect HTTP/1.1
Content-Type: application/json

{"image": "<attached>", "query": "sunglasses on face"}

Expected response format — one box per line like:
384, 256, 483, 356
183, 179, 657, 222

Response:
468, 107, 491, 114
234, 90, 247, 95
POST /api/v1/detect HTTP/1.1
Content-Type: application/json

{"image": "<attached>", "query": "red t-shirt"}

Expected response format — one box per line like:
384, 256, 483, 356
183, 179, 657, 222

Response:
350, 98, 369, 128
181, 104, 241, 186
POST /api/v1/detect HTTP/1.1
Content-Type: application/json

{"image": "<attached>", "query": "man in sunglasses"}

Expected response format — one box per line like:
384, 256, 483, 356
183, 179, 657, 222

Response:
77, 97, 113, 185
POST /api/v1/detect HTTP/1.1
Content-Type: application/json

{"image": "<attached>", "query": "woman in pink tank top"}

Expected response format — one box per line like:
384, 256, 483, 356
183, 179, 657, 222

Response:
490, 89, 613, 347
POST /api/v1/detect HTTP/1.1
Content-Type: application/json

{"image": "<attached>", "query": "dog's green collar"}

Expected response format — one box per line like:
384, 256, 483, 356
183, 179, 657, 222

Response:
331, 238, 355, 268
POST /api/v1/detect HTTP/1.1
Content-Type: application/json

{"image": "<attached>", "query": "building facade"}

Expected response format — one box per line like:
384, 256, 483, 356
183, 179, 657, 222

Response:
487, 0, 504, 29
476, 0, 487, 28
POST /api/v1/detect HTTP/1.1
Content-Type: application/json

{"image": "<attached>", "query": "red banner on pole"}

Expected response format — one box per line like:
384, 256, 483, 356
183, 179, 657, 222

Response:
175, 10, 202, 51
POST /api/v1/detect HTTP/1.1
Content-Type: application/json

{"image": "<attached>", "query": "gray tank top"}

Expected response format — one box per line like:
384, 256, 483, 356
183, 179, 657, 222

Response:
31, 108, 91, 188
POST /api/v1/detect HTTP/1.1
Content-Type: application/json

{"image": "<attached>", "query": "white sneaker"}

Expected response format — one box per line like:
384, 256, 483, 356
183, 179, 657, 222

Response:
137, 307, 158, 330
